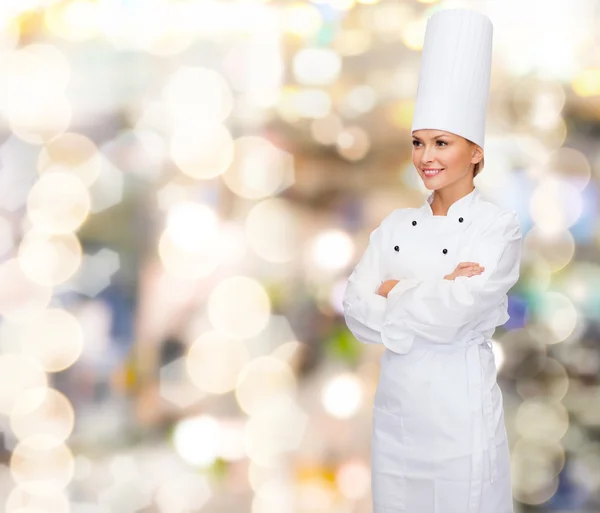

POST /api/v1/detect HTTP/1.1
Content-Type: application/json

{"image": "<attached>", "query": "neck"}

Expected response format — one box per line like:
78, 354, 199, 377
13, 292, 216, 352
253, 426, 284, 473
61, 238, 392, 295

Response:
430, 183, 475, 216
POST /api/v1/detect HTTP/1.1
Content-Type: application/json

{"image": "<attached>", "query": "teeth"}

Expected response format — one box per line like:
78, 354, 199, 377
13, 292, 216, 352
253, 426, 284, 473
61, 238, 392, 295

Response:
424, 169, 443, 176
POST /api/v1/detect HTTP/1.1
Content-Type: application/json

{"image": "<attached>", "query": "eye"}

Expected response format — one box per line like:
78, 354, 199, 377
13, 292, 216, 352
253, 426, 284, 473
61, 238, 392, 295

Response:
412, 140, 421, 147
436, 140, 448, 146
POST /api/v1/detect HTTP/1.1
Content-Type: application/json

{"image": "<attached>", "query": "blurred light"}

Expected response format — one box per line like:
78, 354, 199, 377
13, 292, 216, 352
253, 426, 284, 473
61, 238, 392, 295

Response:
10, 435, 74, 489
0, 259, 52, 320
6, 483, 70, 513
515, 399, 569, 442
282, 3, 322, 37
26, 172, 90, 234
10, 387, 75, 444
572, 67, 600, 97
530, 178, 582, 235
223, 136, 295, 199
0, 214, 14, 257
164, 66, 233, 125
208, 277, 271, 339
1, 308, 83, 372
322, 373, 363, 419
308, 230, 354, 271
511, 438, 563, 505
246, 198, 299, 263
341, 85, 378, 117
537, 292, 578, 344
216, 418, 246, 462
169, 122, 235, 180
0, 354, 47, 416
332, 29, 371, 56
252, 476, 294, 513
515, 357, 569, 401
279, 88, 332, 120
546, 146, 591, 190
18, 231, 82, 287
522, 226, 575, 273
336, 126, 371, 161
336, 459, 370, 500
244, 396, 307, 466
173, 415, 220, 467
236, 356, 296, 416
186, 331, 250, 394
45, 0, 100, 42
159, 356, 207, 410
38, 132, 102, 187
312, 0, 356, 10
155, 471, 211, 513
87, 157, 124, 213
293, 48, 341, 86
310, 114, 344, 145
401, 17, 427, 50
158, 203, 223, 280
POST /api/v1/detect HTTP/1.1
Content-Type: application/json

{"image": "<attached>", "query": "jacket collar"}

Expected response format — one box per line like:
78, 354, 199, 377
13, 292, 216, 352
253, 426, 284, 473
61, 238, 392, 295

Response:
421, 186, 480, 219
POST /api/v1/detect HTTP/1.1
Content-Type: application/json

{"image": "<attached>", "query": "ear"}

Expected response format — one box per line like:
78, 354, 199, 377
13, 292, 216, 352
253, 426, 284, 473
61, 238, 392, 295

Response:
471, 144, 484, 164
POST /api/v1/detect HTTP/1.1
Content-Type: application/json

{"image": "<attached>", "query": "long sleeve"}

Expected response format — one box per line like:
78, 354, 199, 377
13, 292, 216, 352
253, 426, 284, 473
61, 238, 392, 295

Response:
342, 224, 388, 344
381, 210, 522, 352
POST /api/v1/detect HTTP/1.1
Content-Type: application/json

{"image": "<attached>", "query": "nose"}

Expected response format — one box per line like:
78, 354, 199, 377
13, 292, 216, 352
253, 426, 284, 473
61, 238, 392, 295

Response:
420, 144, 434, 165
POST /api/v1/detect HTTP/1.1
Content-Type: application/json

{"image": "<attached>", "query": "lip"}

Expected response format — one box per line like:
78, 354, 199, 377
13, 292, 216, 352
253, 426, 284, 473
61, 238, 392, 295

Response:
422, 168, 444, 177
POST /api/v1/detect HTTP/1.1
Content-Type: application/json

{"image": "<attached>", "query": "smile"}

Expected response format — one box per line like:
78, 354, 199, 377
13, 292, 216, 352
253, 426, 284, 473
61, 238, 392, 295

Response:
423, 168, 444, 177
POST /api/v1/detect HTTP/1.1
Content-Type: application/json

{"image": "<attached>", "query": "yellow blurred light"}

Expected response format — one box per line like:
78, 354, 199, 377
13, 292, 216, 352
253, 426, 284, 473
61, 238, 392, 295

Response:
10, 387, 75, 444
165, 202, 218, 253
0, 259, 52, 320
388, 100, 415, 130
222, 136, 295, 199
333, 29, 371, 56
38, 132, 102, 187
236, 356, 296, 416
401, 17, 427, 51
208, 276, 271, 339
186, 330, 250, 394
572, 67, 600, 97
322, 373, 364, 419
10, 435, 74, 490
18, 231, 82, 287
245, 198, 299, 263
546, 147, 591, 190
26, 172, 90, 234
170, 122, 234, 180
173, 414, 220, 467
537, 292, 578, 344
45, 0, 100, 41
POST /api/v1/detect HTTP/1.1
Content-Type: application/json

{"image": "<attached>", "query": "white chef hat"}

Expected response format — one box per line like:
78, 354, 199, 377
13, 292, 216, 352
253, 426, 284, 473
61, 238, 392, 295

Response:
411, 8, 493, 150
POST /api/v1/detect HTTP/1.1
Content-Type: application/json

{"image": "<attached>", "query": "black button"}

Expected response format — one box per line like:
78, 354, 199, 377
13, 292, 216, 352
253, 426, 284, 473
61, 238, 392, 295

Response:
394, 245, 399, 252
442, 248, 448, 254
412, 220, 417, 226
459, 217, 464, 223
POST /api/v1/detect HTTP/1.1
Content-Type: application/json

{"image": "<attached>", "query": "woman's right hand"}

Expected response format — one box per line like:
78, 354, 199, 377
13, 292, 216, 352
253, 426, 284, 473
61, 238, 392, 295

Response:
444, 262, 485, 280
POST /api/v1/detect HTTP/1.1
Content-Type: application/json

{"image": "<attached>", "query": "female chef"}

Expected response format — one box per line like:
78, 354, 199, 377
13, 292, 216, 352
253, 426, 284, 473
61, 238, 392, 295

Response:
342, 8, 522, 513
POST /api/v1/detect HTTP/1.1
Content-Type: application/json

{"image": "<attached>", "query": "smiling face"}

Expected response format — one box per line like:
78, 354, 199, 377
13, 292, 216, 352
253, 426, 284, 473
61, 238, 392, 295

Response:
411, 129, 483, 190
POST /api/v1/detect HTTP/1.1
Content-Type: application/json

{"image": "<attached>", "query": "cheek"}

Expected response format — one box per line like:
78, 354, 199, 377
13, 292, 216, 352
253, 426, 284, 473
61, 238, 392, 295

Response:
440, 147, 469, 170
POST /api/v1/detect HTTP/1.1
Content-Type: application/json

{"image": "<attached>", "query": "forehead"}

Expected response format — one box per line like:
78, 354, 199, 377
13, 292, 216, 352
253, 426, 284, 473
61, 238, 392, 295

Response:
412, 129, 455, 138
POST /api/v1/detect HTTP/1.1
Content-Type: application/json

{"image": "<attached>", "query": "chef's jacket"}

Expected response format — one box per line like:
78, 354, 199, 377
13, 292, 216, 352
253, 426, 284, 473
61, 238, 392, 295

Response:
342, 187, 522, 513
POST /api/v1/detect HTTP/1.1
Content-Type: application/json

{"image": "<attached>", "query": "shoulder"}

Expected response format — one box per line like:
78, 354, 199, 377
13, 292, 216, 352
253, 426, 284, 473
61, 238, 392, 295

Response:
473, 197, 521, 240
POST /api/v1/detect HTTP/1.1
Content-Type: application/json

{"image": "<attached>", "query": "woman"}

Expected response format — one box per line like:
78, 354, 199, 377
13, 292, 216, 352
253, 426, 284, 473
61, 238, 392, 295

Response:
342, 9, 522, 513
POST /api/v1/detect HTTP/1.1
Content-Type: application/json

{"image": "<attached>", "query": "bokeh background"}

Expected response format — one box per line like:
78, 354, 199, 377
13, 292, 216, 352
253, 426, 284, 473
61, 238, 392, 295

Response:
0, 0, 599, 512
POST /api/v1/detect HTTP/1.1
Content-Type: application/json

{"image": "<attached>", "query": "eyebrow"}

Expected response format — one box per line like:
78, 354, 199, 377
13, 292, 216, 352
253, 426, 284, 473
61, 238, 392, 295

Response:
412, 134, 448, 141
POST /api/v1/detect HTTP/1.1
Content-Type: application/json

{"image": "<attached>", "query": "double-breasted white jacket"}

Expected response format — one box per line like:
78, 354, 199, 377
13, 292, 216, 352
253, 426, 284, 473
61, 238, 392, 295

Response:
342, 187, 522, 513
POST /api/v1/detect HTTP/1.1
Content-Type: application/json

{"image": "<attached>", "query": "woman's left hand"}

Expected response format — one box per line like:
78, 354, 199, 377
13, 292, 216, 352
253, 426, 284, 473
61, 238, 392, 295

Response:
376, 279, 400, 298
